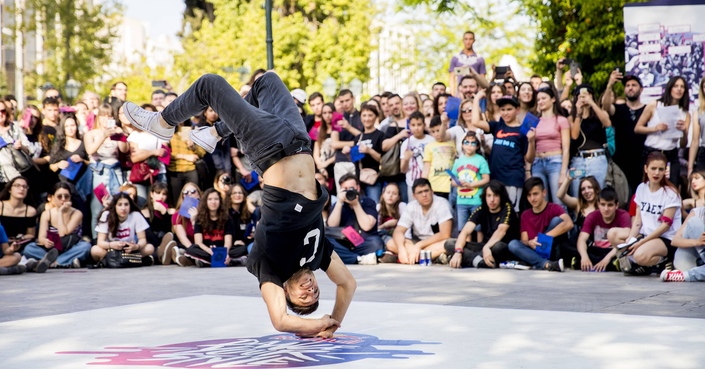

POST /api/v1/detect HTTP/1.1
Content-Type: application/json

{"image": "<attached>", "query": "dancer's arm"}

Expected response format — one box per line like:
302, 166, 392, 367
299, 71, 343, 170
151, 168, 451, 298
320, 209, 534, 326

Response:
261, 282, 340, 336
319, 252, 356, 337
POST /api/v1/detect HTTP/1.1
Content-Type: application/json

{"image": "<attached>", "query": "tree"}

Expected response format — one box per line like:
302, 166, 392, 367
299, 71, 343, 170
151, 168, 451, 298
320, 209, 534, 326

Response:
175, 0, 375, 96
24, 0, 123, 101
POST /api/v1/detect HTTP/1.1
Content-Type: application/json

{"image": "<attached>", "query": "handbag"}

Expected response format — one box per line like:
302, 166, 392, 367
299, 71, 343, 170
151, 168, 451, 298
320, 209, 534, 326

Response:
359, 167, 379, 185
103, 249, 144, 268
6, 124, 35, 173
379, 122, 402, 177
129, 161, 158, 184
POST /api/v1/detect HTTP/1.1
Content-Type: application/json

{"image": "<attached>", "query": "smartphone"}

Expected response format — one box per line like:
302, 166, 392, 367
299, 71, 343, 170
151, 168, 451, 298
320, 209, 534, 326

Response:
406, 119, 410, 132
569, 61, 581, 78
151, 80, 167, 88
579, 88, 588, 96
105, 119, 116, 129
563, 58, 574, 65
494, 66, 509, 80
454, 67, 469, 76
569, 169, 585, 178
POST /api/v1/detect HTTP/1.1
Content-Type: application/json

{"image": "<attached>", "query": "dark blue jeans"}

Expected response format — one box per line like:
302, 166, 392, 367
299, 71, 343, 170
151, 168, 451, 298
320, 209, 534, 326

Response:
327, 236, 384, 264
508, 216, 563, 269
161, 73, 311, 175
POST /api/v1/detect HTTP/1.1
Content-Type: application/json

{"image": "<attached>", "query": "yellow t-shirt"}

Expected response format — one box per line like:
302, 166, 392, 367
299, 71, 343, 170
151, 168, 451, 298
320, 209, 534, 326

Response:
423, 140, 456, 193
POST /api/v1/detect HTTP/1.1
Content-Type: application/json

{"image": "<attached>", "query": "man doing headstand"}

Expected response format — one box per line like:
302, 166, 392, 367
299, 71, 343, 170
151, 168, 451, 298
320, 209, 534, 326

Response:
123, 72, 356, 338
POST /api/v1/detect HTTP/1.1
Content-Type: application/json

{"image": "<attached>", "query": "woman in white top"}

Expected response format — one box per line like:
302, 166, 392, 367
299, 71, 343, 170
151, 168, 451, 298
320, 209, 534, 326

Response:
687, 77, 705, 175
666, 169, 705, 281
635, 76, 690, 188
611, 152, 681, 275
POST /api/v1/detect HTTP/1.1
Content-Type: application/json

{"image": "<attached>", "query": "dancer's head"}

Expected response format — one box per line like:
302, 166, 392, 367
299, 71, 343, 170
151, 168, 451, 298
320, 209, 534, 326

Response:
283, 267, 319, 315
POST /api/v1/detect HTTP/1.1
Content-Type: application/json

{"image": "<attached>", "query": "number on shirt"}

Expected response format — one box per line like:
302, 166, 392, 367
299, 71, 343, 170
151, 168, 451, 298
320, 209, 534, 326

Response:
299, 228, 321, 267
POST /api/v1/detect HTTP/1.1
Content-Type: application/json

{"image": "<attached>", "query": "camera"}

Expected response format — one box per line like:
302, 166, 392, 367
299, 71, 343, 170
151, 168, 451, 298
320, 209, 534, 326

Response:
345, 189, 359, 202
220, 175, 232, 185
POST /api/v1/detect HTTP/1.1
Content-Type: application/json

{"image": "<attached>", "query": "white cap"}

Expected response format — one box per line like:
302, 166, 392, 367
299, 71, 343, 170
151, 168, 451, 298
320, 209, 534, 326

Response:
291, 89, 307, 104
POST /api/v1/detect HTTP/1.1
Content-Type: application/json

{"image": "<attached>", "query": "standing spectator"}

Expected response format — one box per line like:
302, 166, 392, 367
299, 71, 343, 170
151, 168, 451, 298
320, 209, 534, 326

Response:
517, 82, 536, 125
41, 97, 60, 142
168, 124, 206, 206
304, 92, 325, 140
568, 84, 612, 195
457, 76, 479, 101
151, 90, 166, 107
81, 91, 100, 131
432, 82, 446, 99
390, 178, 453, 265
508, 177, 572, 272
400, 111, 433, 201
602, 73, 646, 194
195, 107, 234, 190
451, 131, 490, 230
380, 103, 411, 203
473, 92, 536, 210
449, 31, 487, 95
0, 110, 32, 189
610, 152, 682, 275
331, 91, 363, 192
313, 103, 339, 187
84, 103, 130, 237
530, 74, 543, 91
23, 105, 54, 200
327, 174, 383, 265
532, 86, 570, 206
351, 104, 384, 201
634, 76, 690, 189
445, 180, 520, 268
422, 116, 456, 199
484, 83, 506, 123
127, 122, 169, 201
109, 81, 128, 103
378, 94, 403, 135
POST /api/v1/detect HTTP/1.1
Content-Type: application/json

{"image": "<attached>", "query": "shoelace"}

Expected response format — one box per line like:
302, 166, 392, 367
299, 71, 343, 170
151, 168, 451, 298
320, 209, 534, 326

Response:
130, 106, 158, 120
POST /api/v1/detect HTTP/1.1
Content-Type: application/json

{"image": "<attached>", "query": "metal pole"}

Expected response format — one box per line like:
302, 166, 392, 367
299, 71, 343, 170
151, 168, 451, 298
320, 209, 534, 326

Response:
265, 0, 274, 70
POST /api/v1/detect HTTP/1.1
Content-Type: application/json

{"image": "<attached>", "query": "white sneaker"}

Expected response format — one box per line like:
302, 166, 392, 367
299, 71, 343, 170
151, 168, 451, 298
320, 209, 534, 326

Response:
189, 126, 219, 154
358, 253, 378, 265
122, 101, 175, 141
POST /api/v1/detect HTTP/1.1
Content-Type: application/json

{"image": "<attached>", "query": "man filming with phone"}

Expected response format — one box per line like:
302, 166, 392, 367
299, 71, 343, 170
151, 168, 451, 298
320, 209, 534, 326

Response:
327, 174, 384, 265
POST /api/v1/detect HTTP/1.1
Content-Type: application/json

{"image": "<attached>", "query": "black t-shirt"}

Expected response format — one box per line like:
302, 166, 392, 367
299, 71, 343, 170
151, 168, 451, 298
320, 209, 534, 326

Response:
247, 182, 333, 288
334, 111, 363, 162
576, 116, 607, 151
339, 196, 379, 237
468, 201, 519, 244
194, 217, 235, 247
356, 129, 385, 172
42, 125, 57, 146
612, 104, 646, 182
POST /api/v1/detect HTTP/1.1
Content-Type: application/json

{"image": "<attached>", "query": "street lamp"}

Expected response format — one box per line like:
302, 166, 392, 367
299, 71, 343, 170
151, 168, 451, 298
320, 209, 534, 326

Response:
323, 77, 337, 99
64, 79, 81, 104
349, 78, 362, 98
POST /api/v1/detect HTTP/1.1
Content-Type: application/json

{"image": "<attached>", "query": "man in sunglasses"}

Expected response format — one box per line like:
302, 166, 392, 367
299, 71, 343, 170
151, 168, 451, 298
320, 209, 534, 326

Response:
122, 72, 355, 338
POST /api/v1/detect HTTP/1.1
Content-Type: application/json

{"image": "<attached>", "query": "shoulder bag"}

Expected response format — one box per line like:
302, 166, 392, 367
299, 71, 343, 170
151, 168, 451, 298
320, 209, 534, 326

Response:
379, 121, 402, 177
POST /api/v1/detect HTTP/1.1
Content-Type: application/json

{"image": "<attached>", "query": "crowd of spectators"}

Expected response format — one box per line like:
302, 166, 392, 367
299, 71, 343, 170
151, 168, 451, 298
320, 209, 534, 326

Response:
3, 31, 705, 283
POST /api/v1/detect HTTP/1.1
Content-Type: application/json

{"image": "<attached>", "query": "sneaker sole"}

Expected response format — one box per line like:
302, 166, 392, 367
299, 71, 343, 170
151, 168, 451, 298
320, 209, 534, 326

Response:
123, 104, 174, 141
162, 241, 176, 265
36, 248, 59, 273
189, 130, 216, 154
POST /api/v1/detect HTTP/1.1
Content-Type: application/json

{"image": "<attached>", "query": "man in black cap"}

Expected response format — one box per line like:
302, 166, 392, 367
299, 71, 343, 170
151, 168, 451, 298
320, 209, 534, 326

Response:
601, 70, 646, 195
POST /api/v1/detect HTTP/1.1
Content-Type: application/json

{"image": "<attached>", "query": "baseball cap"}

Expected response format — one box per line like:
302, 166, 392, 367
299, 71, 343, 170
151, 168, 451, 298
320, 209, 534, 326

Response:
291, 89, 307, 104
572, 83, 595, 97
496, 95, 519, 107
622, 75, 643, 87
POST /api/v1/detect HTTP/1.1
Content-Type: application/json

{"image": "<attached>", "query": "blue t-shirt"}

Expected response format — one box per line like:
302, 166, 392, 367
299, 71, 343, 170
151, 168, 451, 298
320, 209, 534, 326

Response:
488, 119, 528, 188
0, 223, 8, 245
452, 154, 490, 206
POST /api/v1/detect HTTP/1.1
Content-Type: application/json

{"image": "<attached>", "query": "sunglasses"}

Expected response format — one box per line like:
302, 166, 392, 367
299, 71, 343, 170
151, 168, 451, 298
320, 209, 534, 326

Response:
55, 194, 71, 200
461, 108, 472, 113
182, 189, 198, 195
462, 140, 478, 146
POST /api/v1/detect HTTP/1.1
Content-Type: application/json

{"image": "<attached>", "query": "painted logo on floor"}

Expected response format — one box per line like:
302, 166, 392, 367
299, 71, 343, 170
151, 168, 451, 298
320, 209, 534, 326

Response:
59, 333, 436, 368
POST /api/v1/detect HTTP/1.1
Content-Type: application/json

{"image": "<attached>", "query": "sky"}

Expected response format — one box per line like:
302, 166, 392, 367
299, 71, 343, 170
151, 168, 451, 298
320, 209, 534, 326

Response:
121, 0, 185, 38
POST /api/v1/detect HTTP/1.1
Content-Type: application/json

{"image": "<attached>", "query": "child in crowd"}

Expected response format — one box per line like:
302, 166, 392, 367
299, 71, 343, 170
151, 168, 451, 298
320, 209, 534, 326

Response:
400, 111, 433, 201
568, 187, 630, 272
451, 131, 490, 230
423, 115, 456, 199
472, 92, 536, 210
508, 177, 573, 272
610, 152, 681, 275
446, 180, 519, 268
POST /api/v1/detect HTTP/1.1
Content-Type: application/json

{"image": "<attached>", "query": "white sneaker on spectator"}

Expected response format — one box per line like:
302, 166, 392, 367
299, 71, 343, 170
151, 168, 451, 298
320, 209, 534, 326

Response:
189, 126, 219, 154
358, 253, 378, 265
122, 101, 174, 141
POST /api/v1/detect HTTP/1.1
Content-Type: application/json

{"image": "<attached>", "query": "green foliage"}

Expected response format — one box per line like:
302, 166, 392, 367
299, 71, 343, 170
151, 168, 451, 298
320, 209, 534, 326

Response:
175, 0, 375, 97
25, 0, 123, 102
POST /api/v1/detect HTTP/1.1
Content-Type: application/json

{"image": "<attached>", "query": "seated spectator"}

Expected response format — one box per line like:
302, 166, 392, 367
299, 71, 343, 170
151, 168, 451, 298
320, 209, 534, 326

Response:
451, 131, 490, 231
665, 173, 705, 281
508, 177, 573, 272
377, 182, 406, 251
472, 92, 536, 210
90, 193, 155, 265
172, 182, 201, 266
610, 152, 681, 275
422, 116, 456, 199
566, 187, 630, 272
445, 180, 520, 268
682, 170, 705, 215
400, 111, 433, 200
25, 183, 91, 269
140, 182, 176, 265
0, 177, 37, 249
186, 188, 243, 267
390, 178, 453, 264
226, 183, 257, 259
327, 174, 383, 265
1, 222, 35, 275
558, 175, 600, 240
